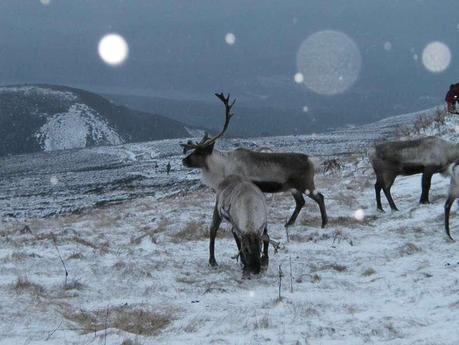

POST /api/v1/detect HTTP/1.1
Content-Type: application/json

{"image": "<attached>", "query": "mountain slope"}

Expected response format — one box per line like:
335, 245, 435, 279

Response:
0, 84, 193, 156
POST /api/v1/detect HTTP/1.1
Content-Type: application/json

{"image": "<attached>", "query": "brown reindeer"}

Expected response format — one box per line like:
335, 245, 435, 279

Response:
370, 136, 459, 212
181, 93, 327, 266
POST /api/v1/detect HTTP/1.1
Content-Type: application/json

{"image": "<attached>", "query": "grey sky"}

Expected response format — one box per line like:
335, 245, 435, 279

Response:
1, 0, 459, 121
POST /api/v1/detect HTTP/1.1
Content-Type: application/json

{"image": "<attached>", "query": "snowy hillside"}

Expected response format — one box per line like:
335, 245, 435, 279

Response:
0, 85, 193, 156
0, 104, 448, 221
2, 107, 459, 344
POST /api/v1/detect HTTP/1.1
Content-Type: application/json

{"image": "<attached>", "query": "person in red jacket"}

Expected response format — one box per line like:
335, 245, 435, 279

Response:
445, 84, 459, 114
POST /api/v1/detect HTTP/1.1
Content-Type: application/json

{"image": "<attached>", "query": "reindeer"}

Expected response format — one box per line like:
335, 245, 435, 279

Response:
211, 175, 270, 275
370, 136, 459, 212
444, 162, 459, 241
181, 93, 328, 242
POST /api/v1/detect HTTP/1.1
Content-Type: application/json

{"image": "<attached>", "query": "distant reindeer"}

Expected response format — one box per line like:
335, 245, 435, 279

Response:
370, 136, 459, 212
445, 162, 459, 241
181, 93, 327, 231
210, 175, 270, 275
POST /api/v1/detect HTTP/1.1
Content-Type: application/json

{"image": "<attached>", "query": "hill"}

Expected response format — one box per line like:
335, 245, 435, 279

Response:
0, 84, 193, 156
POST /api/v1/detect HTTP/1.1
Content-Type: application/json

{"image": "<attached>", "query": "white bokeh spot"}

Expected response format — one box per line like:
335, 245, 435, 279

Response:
40, 0, 51, 5
50, 176, 58, 186
296, 30, 361, 95
225, 33, 236, 45
384, 41, 392, 51
294, 72, 304, 84
98, 33, 129, 66
354, 209, 365, 221
422, 41, 451, 73
302, 105, 309, 112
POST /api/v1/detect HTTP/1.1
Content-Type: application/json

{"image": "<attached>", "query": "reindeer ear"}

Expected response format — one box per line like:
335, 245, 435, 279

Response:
202, 142, 215, 154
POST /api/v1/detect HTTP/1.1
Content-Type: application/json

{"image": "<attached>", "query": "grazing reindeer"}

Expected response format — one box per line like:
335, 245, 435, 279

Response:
370, 136, 459, 212
181, 93, 327, 231
445, 162, 459, 241
211, 175, 270, 274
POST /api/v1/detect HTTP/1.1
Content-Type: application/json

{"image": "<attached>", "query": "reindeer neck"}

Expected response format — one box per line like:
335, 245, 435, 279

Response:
201, 149, 233, 189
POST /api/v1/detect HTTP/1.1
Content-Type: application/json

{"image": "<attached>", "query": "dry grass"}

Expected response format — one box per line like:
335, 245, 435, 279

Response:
289, 231, 332, 243
398, 243, 420, 256
331, 215, 377, 227
170, 221, 208, 243
121, 339, 143, 345
311, 274, 321, 283
62, 305, 173, 336
13, 277, 46, 297
252, 314, 271, 330
396, 108, 449, 138
71, 236, 98, 249
362, 268, 376, 276
64, 279, 85, 291
66, 252, 84, 260
130, 219, 170, 245
310, 263, 347, 273
10, 251, 42, 261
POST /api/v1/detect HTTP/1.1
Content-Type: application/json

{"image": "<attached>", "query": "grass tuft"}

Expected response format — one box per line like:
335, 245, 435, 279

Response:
62, 305, 173, 336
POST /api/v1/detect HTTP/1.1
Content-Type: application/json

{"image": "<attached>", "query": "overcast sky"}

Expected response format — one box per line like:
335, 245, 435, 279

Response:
1, 0, 459, 119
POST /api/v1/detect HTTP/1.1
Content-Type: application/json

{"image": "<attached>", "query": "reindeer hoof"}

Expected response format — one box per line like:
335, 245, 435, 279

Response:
377, 208, 385, 213
261, 255, 269, 268
242, 270, 251, 280
209, 258, 218, 267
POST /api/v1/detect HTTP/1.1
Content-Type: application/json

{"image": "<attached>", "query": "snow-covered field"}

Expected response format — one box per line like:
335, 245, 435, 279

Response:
2, 107, 459, 344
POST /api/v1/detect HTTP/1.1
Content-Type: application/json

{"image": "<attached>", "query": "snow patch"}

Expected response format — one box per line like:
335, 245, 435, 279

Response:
0, 86, 77, 101
34, 103, 123, 151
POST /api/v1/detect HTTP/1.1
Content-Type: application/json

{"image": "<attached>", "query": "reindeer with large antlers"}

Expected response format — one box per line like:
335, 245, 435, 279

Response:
182, 93, 328, 266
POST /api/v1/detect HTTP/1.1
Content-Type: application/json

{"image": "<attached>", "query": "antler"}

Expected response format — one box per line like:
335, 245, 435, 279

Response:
180, 92, 236, 154
206, 93, 236, 145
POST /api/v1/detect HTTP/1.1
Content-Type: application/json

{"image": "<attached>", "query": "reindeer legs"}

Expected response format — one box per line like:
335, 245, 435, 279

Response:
209, 202, 222, 267
261, 227, 269, 268
285, 191, 305, 227
420, 169, 434, 204
375, 176, 384, 212
307, 191, 328, 228
380, 173, 398, 211
445, 195, 456, 241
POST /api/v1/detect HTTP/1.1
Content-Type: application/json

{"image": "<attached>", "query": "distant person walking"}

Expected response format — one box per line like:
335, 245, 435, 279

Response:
445, 84, 459, 114
166, 162, 171, 175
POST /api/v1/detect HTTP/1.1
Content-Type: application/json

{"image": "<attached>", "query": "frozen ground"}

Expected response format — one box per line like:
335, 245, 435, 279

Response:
1, 107, 459, 344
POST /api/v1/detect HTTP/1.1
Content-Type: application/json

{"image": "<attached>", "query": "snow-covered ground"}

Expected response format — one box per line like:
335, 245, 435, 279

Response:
2, 107, 459, 344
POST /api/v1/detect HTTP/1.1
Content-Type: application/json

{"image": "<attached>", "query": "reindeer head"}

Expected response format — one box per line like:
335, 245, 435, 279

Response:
181, 92, 235, 169
240, 232, 262, 275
